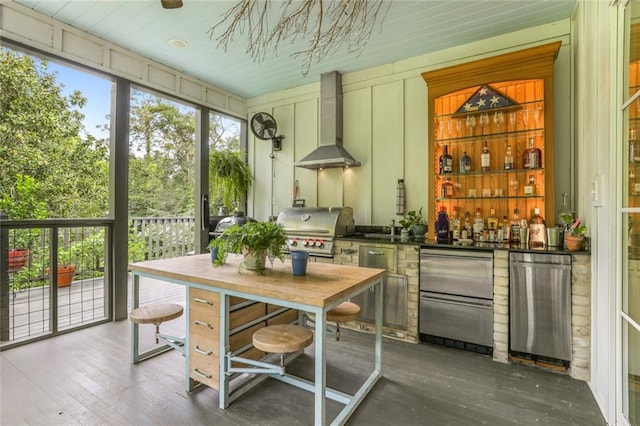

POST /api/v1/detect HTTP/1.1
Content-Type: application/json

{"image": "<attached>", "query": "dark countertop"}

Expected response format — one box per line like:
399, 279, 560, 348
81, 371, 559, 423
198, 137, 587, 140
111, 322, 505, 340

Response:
338, 233, 591, 255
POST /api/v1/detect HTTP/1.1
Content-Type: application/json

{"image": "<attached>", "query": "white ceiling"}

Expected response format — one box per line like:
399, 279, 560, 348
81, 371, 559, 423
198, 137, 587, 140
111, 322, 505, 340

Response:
14, 0, 576, 99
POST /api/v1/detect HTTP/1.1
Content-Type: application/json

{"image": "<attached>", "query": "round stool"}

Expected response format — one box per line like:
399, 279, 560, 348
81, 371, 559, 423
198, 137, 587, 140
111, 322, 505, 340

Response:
129, 303, 184, 344
253, 324, 313, 370
327, 302, 360, 341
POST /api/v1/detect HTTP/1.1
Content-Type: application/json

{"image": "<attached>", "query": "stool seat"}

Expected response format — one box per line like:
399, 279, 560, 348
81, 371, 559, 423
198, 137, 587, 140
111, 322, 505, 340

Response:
253, 324, 313, 354
129, 303, 183, 325
327, 302, 360, 323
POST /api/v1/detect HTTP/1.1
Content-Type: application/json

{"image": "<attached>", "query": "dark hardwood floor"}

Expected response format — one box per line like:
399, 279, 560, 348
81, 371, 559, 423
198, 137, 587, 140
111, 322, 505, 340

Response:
1, 320, 605, 425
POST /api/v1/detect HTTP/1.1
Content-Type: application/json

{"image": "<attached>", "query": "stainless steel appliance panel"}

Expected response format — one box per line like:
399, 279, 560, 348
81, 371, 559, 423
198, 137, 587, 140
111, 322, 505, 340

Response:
509, 252, 572, 361
359, 246, 397, 273
419, 292, 493, 347
420, 249, 493, 298
355, 273, 407, 328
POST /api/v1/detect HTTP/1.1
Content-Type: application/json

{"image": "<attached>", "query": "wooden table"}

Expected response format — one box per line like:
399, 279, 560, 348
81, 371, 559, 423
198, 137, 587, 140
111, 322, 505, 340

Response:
129, 254, 386, 425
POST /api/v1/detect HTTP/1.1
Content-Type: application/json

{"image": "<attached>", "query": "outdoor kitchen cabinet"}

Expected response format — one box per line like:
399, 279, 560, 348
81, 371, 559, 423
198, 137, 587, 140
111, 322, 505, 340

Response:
422, 42, 560, 240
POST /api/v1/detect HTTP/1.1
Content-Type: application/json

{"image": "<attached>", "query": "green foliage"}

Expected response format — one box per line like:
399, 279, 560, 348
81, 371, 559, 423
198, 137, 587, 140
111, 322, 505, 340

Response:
1, 174, 47, 249
208, 221, 286, 271
563, 216, 588, 236
399, 207, 426, 228
0, 49, 109, 218
209, 149, 252, 212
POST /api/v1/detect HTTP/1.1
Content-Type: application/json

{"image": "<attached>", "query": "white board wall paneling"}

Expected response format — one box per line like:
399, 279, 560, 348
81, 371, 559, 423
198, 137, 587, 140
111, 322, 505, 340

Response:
403, 76, 429, 218
1, 2, 247, 119
371, 81, 404, 225
294, 99, 320, 207
272, 104, 295, 216
317, 168, 343, 207
250, 131, 273, 221
552, 42, 574, 222
344, 87, 373, 225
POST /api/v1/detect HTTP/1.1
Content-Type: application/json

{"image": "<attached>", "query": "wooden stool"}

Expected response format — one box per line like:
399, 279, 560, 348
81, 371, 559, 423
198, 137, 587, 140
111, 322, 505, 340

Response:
129, 303, 185, 358
326, 302, 360, 341
253, 324, 313, 371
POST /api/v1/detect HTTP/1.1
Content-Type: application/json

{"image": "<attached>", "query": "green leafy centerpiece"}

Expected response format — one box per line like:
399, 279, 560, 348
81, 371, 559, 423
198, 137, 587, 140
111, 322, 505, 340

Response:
208, 221, 287, 273
399, 207, 427, 239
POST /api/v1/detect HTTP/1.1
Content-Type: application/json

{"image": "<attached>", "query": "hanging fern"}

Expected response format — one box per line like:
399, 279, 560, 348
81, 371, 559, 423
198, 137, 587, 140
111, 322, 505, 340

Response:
209, 150, 252, 211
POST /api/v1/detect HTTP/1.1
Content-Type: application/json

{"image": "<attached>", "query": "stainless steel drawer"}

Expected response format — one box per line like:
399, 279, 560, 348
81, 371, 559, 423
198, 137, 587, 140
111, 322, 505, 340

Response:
420, 249, 493, 299
419, 292, 493, 347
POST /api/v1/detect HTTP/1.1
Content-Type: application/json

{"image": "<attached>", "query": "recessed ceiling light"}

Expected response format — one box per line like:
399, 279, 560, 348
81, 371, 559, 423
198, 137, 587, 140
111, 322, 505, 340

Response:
168, 38, 188, 48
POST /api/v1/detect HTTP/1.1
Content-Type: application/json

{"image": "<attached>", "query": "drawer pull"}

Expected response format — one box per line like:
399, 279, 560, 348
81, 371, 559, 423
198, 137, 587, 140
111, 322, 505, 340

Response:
192, 368, 212, 379
194, 320, 213, 329
193, 297, 213, 305
194, 345, 213, 355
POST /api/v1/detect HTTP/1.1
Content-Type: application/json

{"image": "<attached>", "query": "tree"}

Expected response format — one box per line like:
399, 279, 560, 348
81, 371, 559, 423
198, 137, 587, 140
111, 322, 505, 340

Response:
0, 49, 109, 218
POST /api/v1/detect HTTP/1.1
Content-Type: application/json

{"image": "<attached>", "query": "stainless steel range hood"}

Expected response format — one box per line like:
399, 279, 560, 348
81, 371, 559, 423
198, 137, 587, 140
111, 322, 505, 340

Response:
295, 71, 361, 170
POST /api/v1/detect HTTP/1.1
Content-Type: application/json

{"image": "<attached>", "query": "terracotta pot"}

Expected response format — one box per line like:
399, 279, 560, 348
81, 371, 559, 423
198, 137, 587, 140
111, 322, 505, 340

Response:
564, 234, 585, 252
47, 265, 76, 287
8, 249, 29, 271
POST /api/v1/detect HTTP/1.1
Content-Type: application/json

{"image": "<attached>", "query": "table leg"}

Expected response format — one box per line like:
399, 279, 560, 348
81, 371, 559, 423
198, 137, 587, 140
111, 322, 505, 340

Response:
130, 273, 140, 364
219, 292, 230, 409
314, 308, 326, 425
375, 278, 383, 372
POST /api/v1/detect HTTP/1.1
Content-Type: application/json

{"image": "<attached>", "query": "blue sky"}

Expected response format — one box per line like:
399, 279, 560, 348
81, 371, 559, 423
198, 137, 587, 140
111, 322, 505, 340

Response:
48, 62, 112, 140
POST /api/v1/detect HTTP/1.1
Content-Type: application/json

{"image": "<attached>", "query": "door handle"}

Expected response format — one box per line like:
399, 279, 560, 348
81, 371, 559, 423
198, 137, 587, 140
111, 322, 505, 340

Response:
201, 193, 209, 232
368, 250, 385, 255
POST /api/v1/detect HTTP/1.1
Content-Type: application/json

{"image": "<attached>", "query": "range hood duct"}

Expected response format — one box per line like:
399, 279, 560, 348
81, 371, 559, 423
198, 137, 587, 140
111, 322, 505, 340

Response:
295, 71, 361, 170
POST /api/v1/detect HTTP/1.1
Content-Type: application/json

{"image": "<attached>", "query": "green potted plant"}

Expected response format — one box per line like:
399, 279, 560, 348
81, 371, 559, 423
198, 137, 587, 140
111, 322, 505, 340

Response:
562, 216, 587, 251
209, 221, 287, 273
209, 149, 253, 215
400, 207, 427, 239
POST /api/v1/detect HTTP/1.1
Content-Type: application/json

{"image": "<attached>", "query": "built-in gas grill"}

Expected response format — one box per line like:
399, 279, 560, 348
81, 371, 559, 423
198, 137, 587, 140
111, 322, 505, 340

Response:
276, 207, 355, 257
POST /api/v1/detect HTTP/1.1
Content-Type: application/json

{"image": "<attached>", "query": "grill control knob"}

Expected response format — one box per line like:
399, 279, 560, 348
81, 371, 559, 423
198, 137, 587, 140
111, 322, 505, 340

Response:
303, 239, 310, 247
316, 240, 325, 248
288, 239, 298, 246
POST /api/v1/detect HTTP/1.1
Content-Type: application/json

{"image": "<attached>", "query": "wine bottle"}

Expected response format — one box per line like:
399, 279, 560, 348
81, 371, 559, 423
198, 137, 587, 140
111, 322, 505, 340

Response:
504, 144, 514, 170
510, 208, 521, 245
473, 207, 485, 241
450, 206, 461, 241
435, 206, 450, 243
528, 207, 547, 248
439, 145, 453, 174
481, 141, 490, 172
523, 137, 542, 169
459, 151, 472, 174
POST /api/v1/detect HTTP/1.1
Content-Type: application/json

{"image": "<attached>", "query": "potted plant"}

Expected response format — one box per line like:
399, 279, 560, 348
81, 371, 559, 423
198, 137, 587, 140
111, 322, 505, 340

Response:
400, 207, 427, 240
209, 149, 253, 215
1, 174, 48, 271
562, 216, 587, 251
209, 221, 287, 273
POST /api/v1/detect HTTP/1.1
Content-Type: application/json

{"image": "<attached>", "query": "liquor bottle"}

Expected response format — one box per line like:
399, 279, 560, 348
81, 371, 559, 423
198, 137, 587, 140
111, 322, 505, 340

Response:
523, 137, 542, 169
462, 211, 472, 240
486, 208, 499, 242
528, 207, 547, 248
473, 207, 485, 241
439, 145, 453, 174
481, 141, 491, 172
510, 208, 521, 245
435, 206, 450, 243
504, 144, 514, 170
501, 215, 511, 243
450, 206, 461, 241
441, 176, 454, 198
459, 151, 472, 174
524, 174, 538, 197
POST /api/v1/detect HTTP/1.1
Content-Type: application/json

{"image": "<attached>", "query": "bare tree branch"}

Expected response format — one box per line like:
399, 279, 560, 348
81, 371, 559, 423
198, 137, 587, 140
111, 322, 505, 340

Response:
208, 0, 392, 76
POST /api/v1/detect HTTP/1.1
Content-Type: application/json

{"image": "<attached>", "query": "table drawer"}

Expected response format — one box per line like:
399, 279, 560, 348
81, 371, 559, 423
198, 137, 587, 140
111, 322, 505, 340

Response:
189, 349, 219, 389
190, 288, 247, 312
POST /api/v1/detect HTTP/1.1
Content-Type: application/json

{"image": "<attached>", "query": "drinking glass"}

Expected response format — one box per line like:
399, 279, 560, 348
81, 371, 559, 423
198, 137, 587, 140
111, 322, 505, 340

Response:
494, 111, 504, 132
466, 115, 476, 136
479, 113, 489, 133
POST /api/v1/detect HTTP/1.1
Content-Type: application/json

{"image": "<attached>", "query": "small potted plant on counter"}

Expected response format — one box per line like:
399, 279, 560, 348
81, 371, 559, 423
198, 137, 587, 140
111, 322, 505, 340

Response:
400, 207, 427, 240
209, 221, 287, 273
563, 216, 588, 251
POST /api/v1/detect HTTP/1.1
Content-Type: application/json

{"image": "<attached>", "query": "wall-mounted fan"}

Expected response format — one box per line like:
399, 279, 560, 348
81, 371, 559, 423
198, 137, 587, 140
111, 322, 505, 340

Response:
251, 112, 283, 152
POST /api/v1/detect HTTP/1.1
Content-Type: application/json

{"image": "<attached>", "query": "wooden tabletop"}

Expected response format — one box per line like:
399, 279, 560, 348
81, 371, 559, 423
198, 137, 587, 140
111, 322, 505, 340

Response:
130, 254, 385, 308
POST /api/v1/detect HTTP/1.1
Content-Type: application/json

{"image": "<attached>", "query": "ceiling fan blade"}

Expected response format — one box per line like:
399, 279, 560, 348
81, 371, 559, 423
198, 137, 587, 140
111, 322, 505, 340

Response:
161, 0, 183, 9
